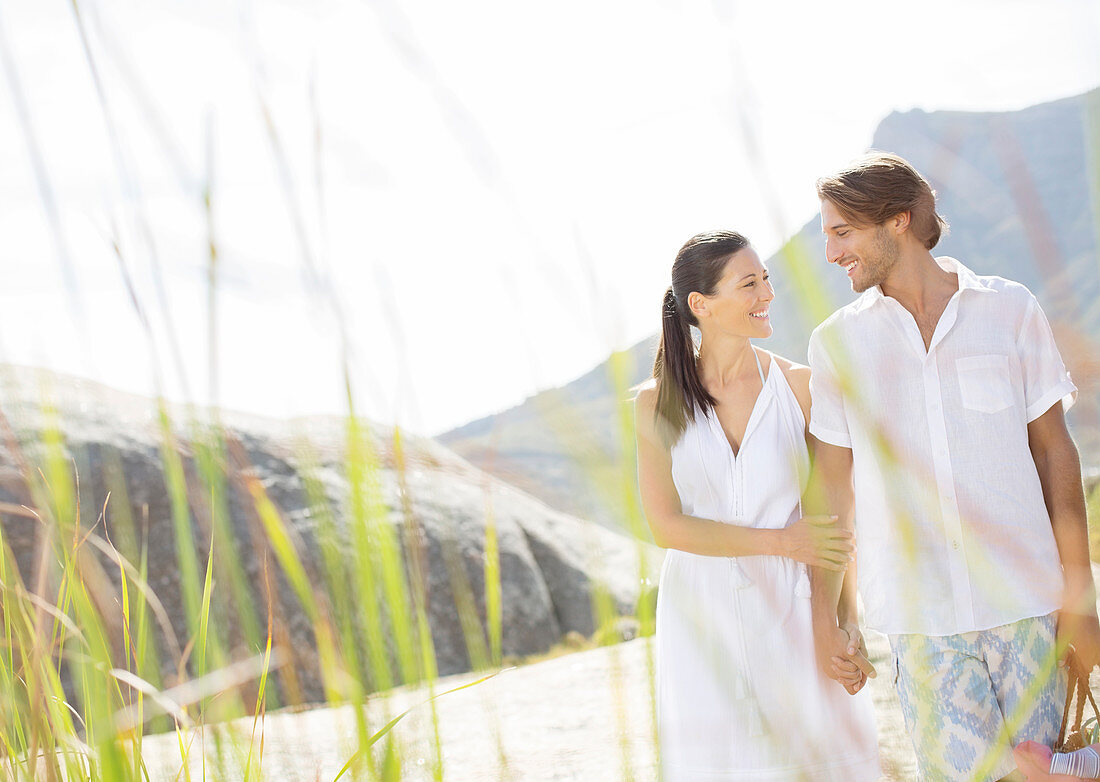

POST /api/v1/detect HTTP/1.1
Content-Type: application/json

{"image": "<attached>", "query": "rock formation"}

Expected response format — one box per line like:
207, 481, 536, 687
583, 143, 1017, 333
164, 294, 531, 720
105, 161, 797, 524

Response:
0, 368, 657, 707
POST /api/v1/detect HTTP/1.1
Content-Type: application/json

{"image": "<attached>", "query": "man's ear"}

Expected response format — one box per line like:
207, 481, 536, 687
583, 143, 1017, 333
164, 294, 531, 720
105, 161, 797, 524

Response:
892, 211, 912, 235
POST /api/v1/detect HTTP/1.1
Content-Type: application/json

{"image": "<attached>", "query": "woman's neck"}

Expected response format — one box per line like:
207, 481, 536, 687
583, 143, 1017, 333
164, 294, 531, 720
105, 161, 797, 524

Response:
696, 333, 758, 389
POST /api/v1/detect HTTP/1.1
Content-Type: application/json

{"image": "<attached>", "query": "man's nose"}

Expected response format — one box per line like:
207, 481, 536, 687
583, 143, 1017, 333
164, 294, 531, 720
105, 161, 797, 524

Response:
825, 237, 842, 264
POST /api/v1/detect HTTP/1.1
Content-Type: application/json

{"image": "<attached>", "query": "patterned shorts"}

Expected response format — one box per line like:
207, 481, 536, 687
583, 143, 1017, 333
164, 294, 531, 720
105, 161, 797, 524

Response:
889, 614, 1065, 782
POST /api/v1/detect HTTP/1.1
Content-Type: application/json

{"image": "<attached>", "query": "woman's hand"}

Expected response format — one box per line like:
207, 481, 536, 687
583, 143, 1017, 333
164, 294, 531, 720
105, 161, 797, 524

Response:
779, 514, 854, 571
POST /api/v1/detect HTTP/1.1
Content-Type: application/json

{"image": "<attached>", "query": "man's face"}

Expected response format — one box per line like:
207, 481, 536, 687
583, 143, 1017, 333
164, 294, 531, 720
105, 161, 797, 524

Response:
820, 199, 900, 293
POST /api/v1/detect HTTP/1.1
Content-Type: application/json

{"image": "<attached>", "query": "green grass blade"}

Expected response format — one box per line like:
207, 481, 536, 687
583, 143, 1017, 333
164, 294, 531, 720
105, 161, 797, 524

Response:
332, 670, 504, 782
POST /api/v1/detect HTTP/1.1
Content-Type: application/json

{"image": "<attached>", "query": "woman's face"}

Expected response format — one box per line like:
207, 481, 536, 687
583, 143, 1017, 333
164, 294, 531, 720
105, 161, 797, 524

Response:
693, 247, 774, 339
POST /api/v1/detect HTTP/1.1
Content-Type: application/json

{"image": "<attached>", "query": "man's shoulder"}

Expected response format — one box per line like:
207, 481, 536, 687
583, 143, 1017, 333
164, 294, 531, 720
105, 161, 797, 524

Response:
950, 256, 1030, 297
964, 268, 1037, 313
807, 298, 873, 371
810, 296, 870, 341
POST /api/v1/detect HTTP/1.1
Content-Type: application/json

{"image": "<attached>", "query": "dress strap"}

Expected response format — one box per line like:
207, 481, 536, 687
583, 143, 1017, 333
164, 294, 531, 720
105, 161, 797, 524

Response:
752, 347, 766, 385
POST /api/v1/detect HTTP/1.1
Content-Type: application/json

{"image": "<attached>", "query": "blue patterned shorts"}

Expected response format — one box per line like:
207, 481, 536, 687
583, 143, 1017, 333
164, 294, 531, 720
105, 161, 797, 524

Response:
890, 614, 1065, 782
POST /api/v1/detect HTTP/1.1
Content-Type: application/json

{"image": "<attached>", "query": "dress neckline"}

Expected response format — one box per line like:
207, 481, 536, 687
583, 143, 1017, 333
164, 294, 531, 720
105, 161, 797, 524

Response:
708, 348, 773, 459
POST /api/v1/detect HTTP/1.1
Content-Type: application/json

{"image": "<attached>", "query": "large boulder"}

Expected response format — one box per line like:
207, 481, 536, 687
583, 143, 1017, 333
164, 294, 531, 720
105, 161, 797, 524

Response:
0, 368, 658, 708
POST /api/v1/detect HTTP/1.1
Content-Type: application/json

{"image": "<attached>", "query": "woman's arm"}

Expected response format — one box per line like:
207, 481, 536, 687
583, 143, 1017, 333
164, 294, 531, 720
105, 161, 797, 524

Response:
634, 386, 851, 568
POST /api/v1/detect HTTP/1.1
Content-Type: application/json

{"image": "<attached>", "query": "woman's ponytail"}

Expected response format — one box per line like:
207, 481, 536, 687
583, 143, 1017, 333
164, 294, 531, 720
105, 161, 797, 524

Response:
653, 286, 715, 444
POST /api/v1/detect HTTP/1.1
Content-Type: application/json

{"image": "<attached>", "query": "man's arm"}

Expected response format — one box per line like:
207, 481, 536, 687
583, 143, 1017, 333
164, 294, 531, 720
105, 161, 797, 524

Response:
805, 436, 875, 692
1028, 403, 1100, 669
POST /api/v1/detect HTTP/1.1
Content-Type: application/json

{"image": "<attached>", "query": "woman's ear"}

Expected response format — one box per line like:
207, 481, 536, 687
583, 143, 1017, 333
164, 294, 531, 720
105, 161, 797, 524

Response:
688, 291, 707, 321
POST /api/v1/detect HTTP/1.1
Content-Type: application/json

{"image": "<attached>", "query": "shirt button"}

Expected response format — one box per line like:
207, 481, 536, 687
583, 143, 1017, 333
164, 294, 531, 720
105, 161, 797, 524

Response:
952, 541, 960, 550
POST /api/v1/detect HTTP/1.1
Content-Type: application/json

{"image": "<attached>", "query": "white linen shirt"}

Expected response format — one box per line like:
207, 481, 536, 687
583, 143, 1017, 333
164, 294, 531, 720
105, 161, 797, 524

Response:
808, 257, 1077, 637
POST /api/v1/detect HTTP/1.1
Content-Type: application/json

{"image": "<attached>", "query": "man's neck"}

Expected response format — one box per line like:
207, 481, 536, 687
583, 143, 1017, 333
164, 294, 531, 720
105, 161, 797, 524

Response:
880, 251, 959, 316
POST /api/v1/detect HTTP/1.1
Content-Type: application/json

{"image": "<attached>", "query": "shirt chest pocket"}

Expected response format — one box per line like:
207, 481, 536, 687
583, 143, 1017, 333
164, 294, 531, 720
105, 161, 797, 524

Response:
956, 354, 1013, 414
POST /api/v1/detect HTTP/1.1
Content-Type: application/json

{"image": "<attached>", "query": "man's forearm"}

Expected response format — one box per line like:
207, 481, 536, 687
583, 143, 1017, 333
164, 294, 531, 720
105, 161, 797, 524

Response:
1028, 408, 1094, 610
805, 440, 856, 632
810, 564, 845, 630
837, 563, 859, 627
1028, 406, 1100, 669
1041, 441, 1096, 616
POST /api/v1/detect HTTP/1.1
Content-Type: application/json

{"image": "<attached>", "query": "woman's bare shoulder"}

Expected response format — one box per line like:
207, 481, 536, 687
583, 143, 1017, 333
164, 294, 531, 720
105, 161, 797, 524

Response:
634, 380, 658, 410
765, 351, 811, 406
634, 381, 678, 447
764, 351, 809, 382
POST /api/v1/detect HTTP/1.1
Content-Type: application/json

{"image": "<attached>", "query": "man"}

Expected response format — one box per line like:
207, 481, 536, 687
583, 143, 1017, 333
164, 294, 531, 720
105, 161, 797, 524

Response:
806, 152, 1100, 781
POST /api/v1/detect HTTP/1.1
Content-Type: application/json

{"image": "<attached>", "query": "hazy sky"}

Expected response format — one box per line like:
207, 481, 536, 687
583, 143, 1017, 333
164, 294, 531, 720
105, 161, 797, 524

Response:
2, 0, 1099, 434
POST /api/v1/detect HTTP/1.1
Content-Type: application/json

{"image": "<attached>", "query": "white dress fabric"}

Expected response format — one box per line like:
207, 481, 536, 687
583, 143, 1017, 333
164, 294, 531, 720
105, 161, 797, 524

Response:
657, 351, 880, 781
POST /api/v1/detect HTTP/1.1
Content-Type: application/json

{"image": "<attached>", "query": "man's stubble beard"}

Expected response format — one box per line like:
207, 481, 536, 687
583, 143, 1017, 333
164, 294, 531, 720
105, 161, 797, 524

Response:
852, 225, 901, 294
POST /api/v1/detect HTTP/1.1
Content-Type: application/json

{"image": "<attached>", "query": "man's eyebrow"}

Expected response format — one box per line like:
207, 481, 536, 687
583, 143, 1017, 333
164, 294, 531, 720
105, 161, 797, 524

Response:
825, 223, 850, 232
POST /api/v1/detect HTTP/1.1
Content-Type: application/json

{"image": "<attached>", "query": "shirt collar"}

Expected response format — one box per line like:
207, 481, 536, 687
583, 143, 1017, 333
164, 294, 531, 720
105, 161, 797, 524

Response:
938, 256, 993, 293
854, 256, 992, 313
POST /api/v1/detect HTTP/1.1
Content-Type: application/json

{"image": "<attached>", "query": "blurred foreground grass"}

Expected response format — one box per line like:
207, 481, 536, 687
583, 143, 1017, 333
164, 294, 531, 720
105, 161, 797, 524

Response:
3, 5, 1099, 780
0, 366, 655, 782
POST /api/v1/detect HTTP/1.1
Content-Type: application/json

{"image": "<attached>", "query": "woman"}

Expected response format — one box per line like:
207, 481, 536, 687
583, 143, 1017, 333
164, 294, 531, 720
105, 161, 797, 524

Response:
635, 231, 879, 780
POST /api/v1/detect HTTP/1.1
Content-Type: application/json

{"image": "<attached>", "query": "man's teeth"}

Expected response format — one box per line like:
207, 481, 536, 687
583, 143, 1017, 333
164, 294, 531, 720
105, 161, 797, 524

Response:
843, 260, 858, 271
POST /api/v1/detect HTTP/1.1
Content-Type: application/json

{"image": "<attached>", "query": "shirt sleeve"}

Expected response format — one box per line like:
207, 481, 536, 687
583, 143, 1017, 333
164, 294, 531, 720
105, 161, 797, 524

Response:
807, 327, 852, 448
1016, 293, 1077, 422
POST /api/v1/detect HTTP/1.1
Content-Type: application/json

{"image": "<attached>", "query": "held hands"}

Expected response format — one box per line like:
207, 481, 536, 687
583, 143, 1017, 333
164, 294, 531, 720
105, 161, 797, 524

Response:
815, 622, 876, 695
781, 515, 854, 571
835, 622, 876, 695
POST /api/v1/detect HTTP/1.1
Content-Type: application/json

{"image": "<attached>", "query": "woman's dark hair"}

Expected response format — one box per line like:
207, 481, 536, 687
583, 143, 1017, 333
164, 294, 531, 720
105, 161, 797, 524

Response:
652, 230, 750, 443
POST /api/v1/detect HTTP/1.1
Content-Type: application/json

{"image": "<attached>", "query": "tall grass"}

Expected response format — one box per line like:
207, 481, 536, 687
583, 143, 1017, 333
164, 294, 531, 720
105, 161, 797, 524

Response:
0, 5, 527, 780
0, 384, 532, 781
2, 3, 1099, 782
0, 5, 649, 775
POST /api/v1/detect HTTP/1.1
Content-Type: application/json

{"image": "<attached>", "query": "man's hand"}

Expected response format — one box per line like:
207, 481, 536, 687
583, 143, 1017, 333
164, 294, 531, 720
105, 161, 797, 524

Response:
1058, 609, 1100, 671
815, 623, 875, 695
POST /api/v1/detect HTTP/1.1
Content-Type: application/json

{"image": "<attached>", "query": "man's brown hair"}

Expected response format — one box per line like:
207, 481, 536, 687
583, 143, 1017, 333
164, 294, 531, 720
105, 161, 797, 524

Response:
816, 152, 948, 250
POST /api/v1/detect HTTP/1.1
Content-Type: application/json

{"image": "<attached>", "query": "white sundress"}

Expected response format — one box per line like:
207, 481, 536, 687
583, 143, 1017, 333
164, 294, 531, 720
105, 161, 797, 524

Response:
656, 350, 880, 781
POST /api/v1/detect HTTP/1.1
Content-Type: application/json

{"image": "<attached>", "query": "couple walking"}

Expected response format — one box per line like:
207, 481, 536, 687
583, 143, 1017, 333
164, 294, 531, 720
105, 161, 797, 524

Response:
635, 152, 1100, 781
